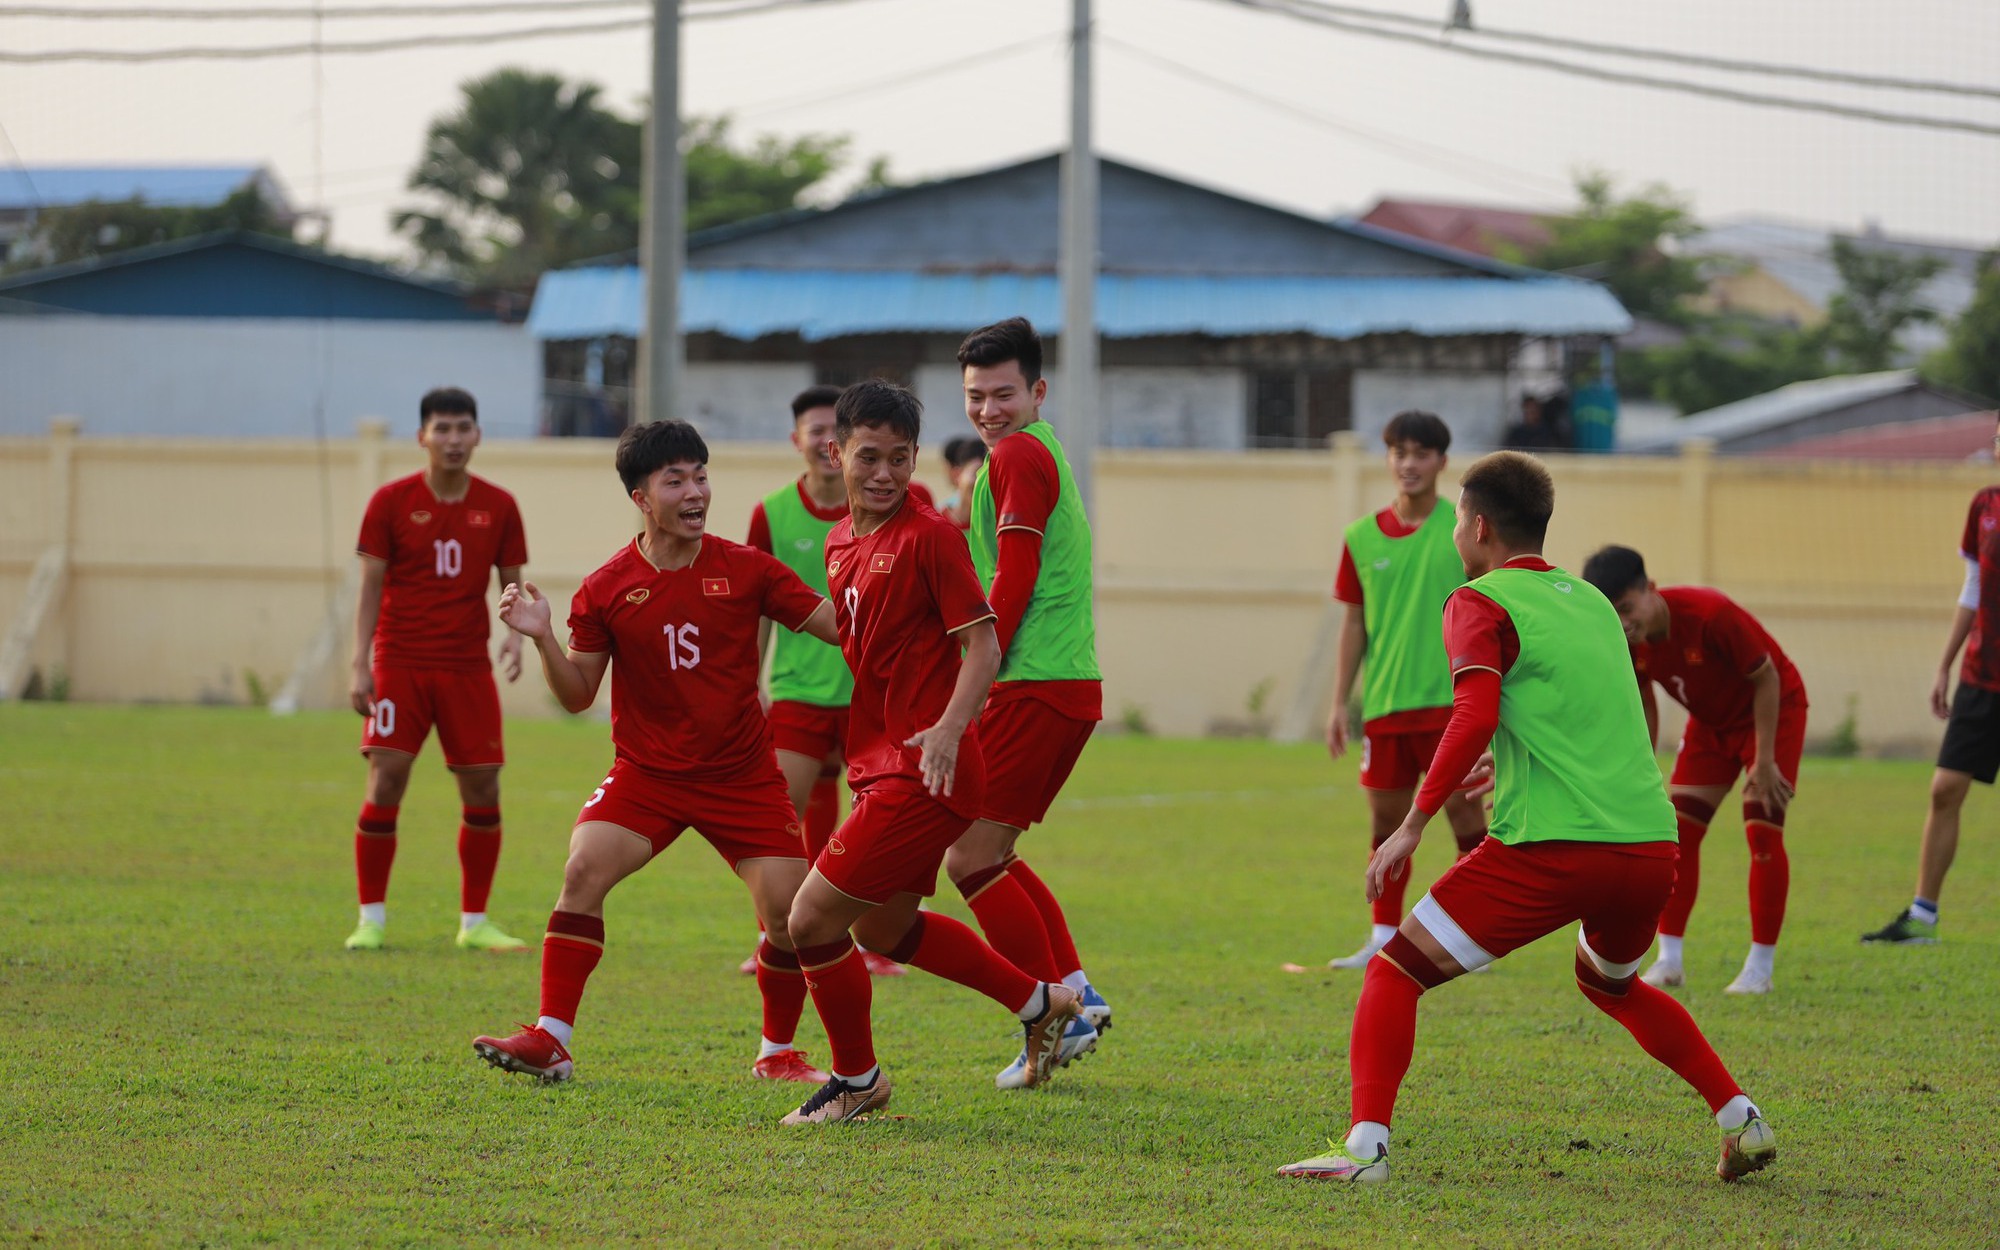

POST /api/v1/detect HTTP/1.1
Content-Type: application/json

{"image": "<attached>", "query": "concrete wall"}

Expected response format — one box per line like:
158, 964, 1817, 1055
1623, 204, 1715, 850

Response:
0, 315, 540, 439
0, 422, 1980, 754
685, 362, 816, 442
1352, 369, 1513, 450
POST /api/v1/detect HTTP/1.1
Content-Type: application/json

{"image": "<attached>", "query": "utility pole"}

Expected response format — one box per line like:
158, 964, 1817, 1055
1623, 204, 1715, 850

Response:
638, 0, 684, 425
1060, 0, 1098, 515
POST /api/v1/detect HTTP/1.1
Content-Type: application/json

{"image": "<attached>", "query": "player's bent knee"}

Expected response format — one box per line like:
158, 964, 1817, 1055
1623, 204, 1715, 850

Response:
1930, 770, 1973, 808
1378, 931, 1451, 990
1574, 933, 1643, 999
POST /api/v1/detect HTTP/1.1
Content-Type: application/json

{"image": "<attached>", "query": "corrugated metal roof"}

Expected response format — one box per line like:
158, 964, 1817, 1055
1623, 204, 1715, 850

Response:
527, 266, 1630, 342
0, 165, 265, 211
1622, 370, 1919, 453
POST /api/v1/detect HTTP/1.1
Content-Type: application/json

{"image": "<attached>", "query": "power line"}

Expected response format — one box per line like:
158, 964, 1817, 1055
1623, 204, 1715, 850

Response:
733, 30, 1064, 121
0, 0, 754, 17
1214, 0, 2000, 140
1267, 0, 2000, 101
0, 0, 863, 61
1100, 34, 1569, 202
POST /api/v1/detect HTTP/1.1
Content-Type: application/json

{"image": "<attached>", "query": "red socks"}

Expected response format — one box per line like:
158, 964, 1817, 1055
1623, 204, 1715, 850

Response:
354, 802, 398, 905
887, 912, 1039, 1010
1658, 793, 1717, 938
1744, 801, 1789, 946
1005, 858, 1082, 980
799, 938, 875, 1076
1349, 957, 1424, 1127
755, 939, 808, 1046
539, 911, 605, 1027
1578, 958, 1742, 1114
959, 864, 1060, 983
803, 775, 839, 861
458, 805, 502, 914
1369, 830, 1410, 928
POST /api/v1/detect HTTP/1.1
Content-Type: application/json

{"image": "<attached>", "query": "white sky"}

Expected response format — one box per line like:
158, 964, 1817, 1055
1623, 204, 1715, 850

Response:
2, 0, 1996, 262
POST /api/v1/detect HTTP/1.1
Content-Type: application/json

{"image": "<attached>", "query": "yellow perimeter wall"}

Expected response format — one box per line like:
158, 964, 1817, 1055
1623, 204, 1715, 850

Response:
0, 421, 1986, 753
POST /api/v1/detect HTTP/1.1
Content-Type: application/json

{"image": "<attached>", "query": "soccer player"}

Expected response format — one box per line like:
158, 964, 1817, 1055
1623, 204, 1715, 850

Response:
1324, 411, 1488, 969
938, 435, 987, 528
1583, 546, 1806, 994
777, 379, 1083, 1124
471, 420, 842, 1087
1864, 446, 2000, 945
952, 317, 1107, 1088
1277, 452, 1776, 1185
742, 385, 903, 979
344, 386, 529, 954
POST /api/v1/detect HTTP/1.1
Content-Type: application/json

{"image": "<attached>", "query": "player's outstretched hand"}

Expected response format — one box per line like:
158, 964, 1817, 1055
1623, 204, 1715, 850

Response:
498, 581, 553, 641
1460, 751, 1496, 800
904, 723, 962, 798
496, 630, 525, 682
348, 664, 374, 718
1931, 667, 1953, 720
1746, 759, 1795, 818
1365, 816, 1422, 903
1326, 712, 1350, 761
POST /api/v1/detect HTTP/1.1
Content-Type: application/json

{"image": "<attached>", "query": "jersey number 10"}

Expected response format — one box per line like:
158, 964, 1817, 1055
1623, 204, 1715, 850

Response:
434, 539, 463, 578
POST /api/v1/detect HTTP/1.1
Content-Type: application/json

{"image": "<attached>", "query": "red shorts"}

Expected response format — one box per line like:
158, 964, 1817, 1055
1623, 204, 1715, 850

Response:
977, 692, 1096, 829
359, 665, 503, 769
1359, 725, 1446, 791
768, 700, 848, 763
575, 758, 805, 867
1411, 837, 1679, 973
1670, 700, 1808, 789
814, 785, 972, 904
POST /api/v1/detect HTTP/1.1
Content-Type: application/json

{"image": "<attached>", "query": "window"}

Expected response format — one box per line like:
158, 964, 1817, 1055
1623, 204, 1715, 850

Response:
1249, 370, 1350, 448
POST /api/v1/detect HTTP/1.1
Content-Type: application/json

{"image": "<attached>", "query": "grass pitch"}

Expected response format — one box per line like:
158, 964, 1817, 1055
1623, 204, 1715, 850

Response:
4, 704, 1998, 1247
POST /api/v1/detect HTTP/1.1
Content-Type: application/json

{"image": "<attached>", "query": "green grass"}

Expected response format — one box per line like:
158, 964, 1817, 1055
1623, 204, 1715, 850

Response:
4, 705, 1998, 1247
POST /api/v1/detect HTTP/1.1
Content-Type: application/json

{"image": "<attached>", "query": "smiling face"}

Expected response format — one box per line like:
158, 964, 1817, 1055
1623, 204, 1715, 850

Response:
832, 422, 915, 525
963, 360, 1046, 448
632, 458, 711, 542
791, 404, 839, 479
1386, 440, 1446, 500
418, 411, 480, 473
1607, 581, 1671, 644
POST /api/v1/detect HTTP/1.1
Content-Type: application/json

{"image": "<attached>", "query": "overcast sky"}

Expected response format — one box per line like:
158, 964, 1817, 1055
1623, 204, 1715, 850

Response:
2, 0, 1996, 261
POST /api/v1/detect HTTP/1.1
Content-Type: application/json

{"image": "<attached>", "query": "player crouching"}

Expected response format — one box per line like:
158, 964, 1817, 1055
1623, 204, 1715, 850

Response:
473, 420, 841, 1086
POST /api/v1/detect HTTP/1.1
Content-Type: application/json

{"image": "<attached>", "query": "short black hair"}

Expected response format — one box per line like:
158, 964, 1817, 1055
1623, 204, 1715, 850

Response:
615, 419, 709, 495
419, 386, 478, 427
835, 379, 923, 446
1582, 545, 1649, 601
942, 435, 987, 469
956, 316, 1043, 386
1458, 451, 1554, 546
790, 385, 843, 422
1382, 410, 1451, 453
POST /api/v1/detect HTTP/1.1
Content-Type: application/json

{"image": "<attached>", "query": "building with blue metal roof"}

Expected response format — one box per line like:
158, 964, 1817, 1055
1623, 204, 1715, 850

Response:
0, 164, 295, 267
529, 153, 1630, 448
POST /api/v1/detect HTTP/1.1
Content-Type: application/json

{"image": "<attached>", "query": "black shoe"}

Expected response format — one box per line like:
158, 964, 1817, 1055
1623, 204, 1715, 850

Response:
1860, 912, 1938, 944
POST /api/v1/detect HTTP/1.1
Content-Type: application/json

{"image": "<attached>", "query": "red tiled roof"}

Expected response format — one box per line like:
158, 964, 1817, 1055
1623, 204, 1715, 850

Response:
1756, 410, 1998, 460
1358, 199, 1557, 258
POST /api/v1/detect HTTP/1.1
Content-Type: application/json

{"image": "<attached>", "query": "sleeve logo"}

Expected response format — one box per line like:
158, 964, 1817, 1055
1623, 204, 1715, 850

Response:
409, 510, 432, 525
468, 510, 492, 528
869, 553, 896, 574
625, 587, 651, 604
702, 577, 731, 596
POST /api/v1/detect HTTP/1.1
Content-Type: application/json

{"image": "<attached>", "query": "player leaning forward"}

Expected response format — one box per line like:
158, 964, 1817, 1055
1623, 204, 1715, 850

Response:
472, 420, 843, 1085
1278, 452, 1776, 1184
777, 379, 1084, 1125
345, 386, 530, 954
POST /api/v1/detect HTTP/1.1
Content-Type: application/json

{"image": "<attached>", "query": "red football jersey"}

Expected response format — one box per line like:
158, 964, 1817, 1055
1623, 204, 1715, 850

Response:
1633, 586, 1805, 730
826, 496, 996, 816
357, 472, 528, 670
1960, 487, 2000, 691
568, 536, 826, 781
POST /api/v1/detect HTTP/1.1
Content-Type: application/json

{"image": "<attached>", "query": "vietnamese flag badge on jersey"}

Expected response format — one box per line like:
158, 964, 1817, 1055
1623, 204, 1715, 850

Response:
702, 577, 731, 596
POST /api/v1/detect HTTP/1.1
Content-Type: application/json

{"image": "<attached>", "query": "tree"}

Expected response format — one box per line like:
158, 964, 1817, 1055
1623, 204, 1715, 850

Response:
1822, 237, 1947, 372
1621, 316, 1829, 415
1511, 171, 1706, 324
683, 116, 851, 234
1925, 251, 2000, 402
8, 185, 290, 271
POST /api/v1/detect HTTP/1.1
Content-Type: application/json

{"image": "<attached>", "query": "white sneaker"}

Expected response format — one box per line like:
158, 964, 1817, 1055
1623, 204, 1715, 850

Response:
995, 1015, 1098, 1090
1328, 940, 1385, 970
1640, 959, 1684, 988
1723, 969, 1772, 995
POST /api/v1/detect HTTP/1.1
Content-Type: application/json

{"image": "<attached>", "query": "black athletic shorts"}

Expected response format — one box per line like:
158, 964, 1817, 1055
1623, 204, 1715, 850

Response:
1937, 684, 2000, 784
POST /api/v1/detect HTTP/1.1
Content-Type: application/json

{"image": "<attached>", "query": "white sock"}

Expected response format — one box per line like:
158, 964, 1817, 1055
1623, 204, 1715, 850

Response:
536, 1015, 573, 1047
1715, 1094, 1756, 1131
1369, 924, 1396, 948
1345, 1120, 1391, 1159
1061, 971, 1091, 994
1015, 983, 1051, 1022
359, 903, 386, 926
1742, 942, 1776, 979
758, 1037, 794, 1059
460, 912, 486, 932
1909, 898, 1939, 924
834, 1064, 879, 1088
1656, 934, 1684, 967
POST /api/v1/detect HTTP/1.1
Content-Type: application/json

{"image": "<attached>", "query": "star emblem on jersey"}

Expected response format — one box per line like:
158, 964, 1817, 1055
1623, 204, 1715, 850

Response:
702, 578, 731, 596
625, 588, 651, 605
410, 510, 432, 524
468, 510, 492, 528
869, 553, 896, 574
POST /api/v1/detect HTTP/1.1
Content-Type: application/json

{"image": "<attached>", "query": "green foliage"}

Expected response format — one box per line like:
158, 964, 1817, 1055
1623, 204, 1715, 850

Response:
395, 68, 882, 287
7, 186, 291, 272
1117, 701, 1152, 736
1822, 238, 1947, 373
1924, 252, 2000, 402
1619, 314, 1831, 415
7, 705, 2000, 1244
1813, 693, 1862, 759
1511, 170, 1705, 324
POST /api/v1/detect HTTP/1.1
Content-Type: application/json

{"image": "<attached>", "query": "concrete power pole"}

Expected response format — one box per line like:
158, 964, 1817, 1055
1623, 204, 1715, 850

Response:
1060, 0, 1099, 515
639, 0, 685, 425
